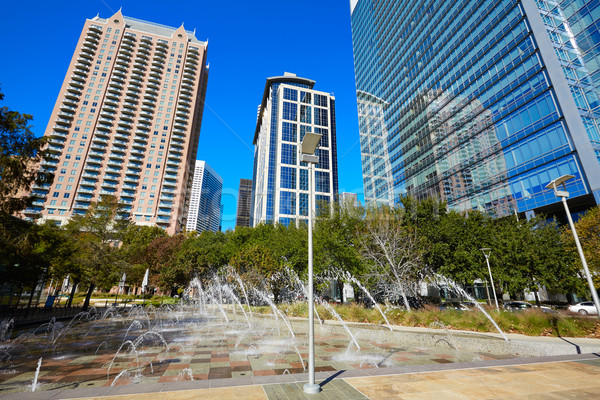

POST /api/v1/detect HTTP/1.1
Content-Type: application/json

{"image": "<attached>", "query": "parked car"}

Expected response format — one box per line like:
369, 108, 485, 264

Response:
503, 301, 554, 313
568, 302, 598, 315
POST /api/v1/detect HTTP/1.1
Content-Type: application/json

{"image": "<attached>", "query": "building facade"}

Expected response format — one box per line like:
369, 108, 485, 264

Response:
251, 72, 339, 226
350, 0, 600, 218
235, 178, 252, 227
340, 192, 359, 208
26, 10, 209, 234
185, 160, 222, 233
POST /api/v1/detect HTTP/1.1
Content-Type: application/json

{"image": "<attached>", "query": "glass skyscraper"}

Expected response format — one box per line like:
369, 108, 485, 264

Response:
251, 72, 339, 226
185, 160, 222, 233
351, 0, 600, 217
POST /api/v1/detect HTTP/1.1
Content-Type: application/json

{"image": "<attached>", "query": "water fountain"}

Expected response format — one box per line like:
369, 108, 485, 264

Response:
1, 270, 596, 395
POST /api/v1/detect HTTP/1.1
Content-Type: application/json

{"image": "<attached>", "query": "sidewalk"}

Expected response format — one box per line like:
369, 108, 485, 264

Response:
5, 353, 599, 400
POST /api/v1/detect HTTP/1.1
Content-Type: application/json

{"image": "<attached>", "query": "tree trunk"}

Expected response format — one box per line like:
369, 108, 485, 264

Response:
398, 282, 411, 311
24, 281, 36, 317
82, 283, 95, 311
67, 281, 78, 308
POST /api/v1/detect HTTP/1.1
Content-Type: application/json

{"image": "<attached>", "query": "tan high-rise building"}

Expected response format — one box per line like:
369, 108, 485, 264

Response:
25, 11, 209, 234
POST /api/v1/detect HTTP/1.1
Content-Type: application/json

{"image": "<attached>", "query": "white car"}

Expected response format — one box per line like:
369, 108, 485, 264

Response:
568, 302, 598, 315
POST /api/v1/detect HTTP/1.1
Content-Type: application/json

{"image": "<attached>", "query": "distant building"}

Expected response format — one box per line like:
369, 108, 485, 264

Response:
340, 192, 359, 208
236, 178, 252, 227
186, 161, 222, 233
251, 72, 339, 226
24, 10, 209, 234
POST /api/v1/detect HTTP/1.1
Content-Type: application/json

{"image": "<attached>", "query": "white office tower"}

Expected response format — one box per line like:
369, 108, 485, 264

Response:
186, 160, 222, 233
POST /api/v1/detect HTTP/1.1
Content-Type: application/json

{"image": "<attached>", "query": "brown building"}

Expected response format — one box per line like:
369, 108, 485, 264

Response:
235, 178, 252, 227
25, 11, 208, 234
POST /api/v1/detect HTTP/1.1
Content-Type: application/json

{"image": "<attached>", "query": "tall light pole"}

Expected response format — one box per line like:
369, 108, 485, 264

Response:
300, 131, 322, 394
480, 248, 499, 311
546, 175, 600, 318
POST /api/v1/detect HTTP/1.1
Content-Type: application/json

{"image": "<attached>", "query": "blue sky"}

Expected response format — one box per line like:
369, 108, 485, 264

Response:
0, 1, 363, 230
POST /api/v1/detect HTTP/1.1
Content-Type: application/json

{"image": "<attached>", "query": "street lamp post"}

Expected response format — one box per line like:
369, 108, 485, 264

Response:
300, 131, 322, 395
546, 175, 600, 318
480, 248, 499, 311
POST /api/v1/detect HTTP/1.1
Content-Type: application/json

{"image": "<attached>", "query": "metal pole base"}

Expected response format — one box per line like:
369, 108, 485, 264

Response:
303, 383, 321, 394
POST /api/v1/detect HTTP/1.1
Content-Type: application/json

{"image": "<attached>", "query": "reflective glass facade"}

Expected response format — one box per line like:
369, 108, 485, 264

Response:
251, 73, 339, 226
351, 0, 600, 217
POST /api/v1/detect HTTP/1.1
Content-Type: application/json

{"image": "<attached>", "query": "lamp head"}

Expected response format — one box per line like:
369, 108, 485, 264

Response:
545, 174, 575, 197
479, 247, 491, 257
301, 132, 322, 155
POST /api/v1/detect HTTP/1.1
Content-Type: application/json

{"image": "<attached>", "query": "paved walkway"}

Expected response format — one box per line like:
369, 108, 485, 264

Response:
6, 353, 600, 400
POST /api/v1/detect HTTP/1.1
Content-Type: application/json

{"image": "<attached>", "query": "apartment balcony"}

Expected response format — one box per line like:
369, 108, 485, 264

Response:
153, 51, 166, 60
70, 72, 86, 82
157, 209, 171, 217
99, 190, 117, 197
172, 132, 185, 141
109, 146, 126, 155
79, 51, 93, 60
132, 66, 145, 75
107, 85, 123, 95
123, 100, 137, 109
50, 130, 68, 139
170, 141, 184, 149
126, 163, 142, 170
99, 110, 116, 120
101, 182, 118, 190
54, 117, 71, 127
145, 87, 158, 96
84, 32, 100, 42
120, 42, 133, 51
86, 156, 102, 165
57, 111, 74, 120
133, 130, 148, 139
172, 125, 185, 134
175, 110, 189, 120
104, 97, 118, 107
74, 195, 93, 202
97, 117, 113, 125
104, 92, 120, 101
101, 103, 117, 111
132, 137, 147, 147
162, 179, 176, 188
122, 183, 137, 191
77, 185, 96, 194
179, 91, 191, 100
106, 159, 122, 168
123, 175, 138, 183
92, 135, 108, 144
122, 34, 135, 44
165, 166, 178, 174
114, 132, 129, 140
113, 69, 126, 80
62, 97, 78, 108
113, 63, 128, 73
75, 62, 90, 72
133, 59, 147, 70
139, 41, 151, 50
82, 172, 99, 180
149, 65, 162, 73
109, 78, 124, 89
136, 123, 151, 131
121, 191, 135, 198
148, 69, 161, 79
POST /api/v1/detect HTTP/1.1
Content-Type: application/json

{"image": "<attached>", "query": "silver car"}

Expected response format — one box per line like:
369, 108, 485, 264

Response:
568, 302, 598, 315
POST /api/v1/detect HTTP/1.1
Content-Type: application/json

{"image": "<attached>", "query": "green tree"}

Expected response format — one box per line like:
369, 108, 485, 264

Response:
563, 206, 600, 287
230, 243, 283, 302
0, 89, 52, 215
66, 196, 131, 310
121, 225, 168, 286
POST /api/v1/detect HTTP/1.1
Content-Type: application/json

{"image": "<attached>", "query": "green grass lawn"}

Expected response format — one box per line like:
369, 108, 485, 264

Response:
257, 302, 600, 338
